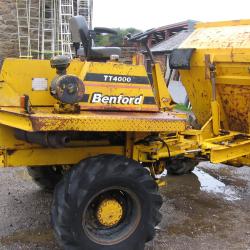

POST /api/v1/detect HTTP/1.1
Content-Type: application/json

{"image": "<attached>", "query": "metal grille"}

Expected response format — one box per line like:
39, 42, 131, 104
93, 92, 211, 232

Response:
41, 0, 56, 59
16, 0, 40, 58
58, 0, 74, 57
77, 0, 93, 29
16, 0, 93, 59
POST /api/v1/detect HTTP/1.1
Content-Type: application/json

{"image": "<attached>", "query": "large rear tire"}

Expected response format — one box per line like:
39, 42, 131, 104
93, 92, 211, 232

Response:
166, 157, 198, 175
27, 166, 63, 192
52, 154, 162, 250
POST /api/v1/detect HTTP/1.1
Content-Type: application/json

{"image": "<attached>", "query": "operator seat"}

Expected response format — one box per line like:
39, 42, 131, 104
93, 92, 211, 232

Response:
70, 16, 121, 61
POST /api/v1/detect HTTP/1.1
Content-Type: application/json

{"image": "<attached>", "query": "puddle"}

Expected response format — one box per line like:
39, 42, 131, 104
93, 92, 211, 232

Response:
193, 168, 240, 201
159, 167, 241, 201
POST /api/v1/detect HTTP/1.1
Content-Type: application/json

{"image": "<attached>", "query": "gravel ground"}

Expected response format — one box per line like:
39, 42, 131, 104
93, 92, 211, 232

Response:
0, 163, 249, 250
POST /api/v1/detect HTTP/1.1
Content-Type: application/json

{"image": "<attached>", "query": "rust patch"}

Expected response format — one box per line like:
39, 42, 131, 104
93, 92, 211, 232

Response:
218, 84, 250, 133
29, 110, 187, 132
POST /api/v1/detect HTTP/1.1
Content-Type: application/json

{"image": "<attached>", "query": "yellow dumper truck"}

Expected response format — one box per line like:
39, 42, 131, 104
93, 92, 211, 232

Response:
0, 16, 249, 249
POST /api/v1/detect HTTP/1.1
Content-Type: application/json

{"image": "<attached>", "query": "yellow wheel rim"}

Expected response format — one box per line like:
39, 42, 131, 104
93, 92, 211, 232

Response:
97, 199, 123, 227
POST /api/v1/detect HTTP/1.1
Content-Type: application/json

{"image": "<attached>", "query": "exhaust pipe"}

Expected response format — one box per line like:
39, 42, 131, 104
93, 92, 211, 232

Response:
15, 130, 71, 148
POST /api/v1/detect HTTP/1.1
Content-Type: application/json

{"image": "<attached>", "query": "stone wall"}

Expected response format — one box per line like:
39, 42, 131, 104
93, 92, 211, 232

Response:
0, 0, 18, 65
120, 46, 138, 63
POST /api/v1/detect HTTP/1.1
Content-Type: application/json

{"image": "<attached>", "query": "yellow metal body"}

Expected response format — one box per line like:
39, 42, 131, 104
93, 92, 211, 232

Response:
0, 19, 249, 170
211, 101, 220, 136
0, 107, 186, 132
97, 199, 123, 227
179, 20, 250, 134
0, 59, 173, 112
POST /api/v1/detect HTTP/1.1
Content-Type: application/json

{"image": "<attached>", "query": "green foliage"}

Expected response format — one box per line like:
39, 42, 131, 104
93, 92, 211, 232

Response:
94, 28, 141, 47
174, 103, 191, 112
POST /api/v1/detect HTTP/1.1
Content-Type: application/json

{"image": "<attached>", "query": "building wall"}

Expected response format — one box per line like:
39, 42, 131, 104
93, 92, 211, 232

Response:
0, 0, 18, 65
145, 54, 167, 75
120, 46, 138, 63
154, 54, 167, 73
0, 1, 135, 65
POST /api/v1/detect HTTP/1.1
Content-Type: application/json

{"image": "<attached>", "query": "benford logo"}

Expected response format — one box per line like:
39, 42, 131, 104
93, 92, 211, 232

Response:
91, 93, 143, 105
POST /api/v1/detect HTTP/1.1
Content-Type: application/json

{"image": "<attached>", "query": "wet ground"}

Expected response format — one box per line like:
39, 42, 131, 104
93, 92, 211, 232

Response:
0, 162, 249, 250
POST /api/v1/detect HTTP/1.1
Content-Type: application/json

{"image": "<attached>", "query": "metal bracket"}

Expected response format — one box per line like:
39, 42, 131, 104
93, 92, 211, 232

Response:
169, 48, 195, 70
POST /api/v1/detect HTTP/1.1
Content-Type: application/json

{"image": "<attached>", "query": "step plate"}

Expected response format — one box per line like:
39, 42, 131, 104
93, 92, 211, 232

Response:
0, 108, 187, 132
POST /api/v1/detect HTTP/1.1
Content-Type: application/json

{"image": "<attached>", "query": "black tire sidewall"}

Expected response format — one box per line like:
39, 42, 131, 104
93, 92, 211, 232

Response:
68, 176, 153, 250
27, 166, 63, 191
52, 155, 161, 250
167, 158, 197, 175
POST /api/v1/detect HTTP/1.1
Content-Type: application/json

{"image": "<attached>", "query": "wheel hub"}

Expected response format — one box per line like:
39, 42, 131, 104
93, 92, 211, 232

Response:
97, 199, 123, 227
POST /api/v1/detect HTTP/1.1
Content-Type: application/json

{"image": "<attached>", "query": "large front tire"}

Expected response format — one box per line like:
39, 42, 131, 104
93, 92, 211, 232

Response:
52, 155, 162, 250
